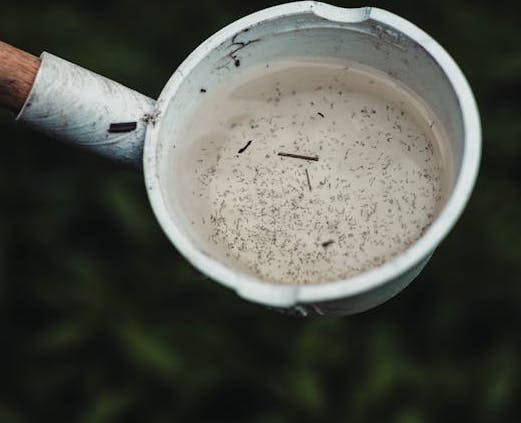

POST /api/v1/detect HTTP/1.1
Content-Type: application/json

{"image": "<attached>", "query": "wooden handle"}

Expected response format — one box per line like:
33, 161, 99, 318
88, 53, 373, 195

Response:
0, 41, 41, 113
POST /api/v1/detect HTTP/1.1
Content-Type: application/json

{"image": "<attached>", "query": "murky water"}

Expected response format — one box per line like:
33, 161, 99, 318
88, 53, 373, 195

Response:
176, 58, 451, 284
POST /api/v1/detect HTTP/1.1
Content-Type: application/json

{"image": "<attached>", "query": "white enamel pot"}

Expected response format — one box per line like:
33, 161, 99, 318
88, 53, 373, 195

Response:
0, 2, 481, 316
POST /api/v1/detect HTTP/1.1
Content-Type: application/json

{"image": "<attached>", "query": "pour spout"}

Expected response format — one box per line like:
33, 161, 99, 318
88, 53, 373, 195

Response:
0, 41, 156, 168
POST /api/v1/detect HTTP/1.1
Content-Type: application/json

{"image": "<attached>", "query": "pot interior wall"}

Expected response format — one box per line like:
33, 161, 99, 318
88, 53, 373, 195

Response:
155, 12, 463, 274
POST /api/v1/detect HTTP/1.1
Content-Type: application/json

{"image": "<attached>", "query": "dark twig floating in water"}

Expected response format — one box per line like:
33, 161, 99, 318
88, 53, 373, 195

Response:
305, 168, 312, 191
108, 122, 137, 133
238, 140, 253, 154
322, 240, 335, 248
277, 152, 319, 161
317, 112, 324, 118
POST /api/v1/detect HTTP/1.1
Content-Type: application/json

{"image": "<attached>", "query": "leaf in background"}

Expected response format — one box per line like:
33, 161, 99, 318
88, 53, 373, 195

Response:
0, 404, 25, 423
31, 321, 88, 352
80, 390, 132, 423
117, 321, 181, 378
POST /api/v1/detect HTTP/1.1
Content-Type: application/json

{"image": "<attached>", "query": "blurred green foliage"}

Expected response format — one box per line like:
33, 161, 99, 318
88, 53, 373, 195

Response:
0, 0, 520, 421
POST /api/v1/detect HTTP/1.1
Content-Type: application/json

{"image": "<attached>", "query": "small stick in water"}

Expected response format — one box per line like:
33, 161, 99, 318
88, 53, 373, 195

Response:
317, 112, 324, 118
305, 168, 312, 191
278, 152, 319, 161
322, 240, 335, 248
238, 140, 253, 154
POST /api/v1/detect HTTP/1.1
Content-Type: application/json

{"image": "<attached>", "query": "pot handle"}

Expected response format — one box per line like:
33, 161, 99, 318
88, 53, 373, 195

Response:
0, 41, 156, 168
0, 41, 40, 113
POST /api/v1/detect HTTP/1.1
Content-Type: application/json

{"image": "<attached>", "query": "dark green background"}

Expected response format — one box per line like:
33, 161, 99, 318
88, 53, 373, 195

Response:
0, 0, 519, 421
